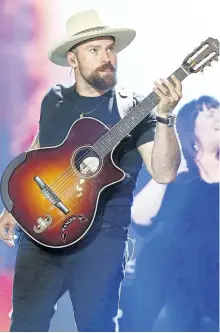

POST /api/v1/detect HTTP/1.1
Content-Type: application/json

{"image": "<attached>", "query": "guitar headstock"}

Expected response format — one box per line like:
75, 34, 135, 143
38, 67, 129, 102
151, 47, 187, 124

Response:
182, 37, 219, 73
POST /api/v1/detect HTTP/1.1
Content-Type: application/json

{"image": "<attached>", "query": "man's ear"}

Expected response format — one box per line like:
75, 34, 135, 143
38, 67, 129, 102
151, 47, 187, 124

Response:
67, 51, 78, 69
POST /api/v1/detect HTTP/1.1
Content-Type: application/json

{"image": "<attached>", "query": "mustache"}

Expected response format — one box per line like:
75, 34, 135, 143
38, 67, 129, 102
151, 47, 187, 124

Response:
97, 63, 116, 72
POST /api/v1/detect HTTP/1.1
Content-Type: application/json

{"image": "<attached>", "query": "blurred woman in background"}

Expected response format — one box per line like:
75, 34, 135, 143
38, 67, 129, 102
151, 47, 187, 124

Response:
132, 96, 219, 332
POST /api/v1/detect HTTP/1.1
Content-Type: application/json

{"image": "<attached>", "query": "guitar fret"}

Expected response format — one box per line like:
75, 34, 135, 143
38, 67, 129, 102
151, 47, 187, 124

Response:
94, 66, 189, 157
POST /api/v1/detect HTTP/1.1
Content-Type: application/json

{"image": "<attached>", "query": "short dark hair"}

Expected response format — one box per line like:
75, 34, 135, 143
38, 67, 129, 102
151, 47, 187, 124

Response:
176, 95, 219, 175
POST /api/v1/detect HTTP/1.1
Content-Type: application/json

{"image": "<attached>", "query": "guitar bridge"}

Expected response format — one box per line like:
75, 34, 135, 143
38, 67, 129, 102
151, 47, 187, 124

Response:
34, 176, 69, 214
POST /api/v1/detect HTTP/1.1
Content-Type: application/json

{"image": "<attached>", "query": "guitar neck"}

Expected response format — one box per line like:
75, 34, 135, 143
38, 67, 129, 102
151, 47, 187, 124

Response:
93, 65, 189, 157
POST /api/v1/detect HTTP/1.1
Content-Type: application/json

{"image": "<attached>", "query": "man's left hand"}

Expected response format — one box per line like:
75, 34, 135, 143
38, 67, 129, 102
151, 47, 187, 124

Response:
153, 75, 182, 117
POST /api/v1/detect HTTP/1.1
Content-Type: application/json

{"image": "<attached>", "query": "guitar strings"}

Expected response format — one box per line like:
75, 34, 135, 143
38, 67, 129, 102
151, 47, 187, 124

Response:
49, 106, 145, 196
49, 92, 155, 195
47, 67, 185, 198
49, 112, 139, 194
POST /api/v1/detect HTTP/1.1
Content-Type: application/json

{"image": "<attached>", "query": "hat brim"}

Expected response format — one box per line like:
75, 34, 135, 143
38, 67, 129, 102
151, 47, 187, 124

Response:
48, 28, 136, 66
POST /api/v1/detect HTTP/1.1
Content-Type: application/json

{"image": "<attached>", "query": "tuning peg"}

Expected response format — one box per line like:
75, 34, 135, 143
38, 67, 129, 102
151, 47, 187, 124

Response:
207, 62, 212, 66
214, 56, 219, 61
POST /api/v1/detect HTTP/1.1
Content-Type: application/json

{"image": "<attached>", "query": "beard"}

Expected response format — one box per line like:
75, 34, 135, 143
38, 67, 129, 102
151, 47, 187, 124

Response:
81, 63, 117, 91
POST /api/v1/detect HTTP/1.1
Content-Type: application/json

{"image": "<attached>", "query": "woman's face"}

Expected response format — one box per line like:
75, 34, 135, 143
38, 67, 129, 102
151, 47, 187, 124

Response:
195, 103, 220, 152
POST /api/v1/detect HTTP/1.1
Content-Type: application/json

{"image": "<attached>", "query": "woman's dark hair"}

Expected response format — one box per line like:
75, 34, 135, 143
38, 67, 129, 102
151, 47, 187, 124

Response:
176, 95, 219, 175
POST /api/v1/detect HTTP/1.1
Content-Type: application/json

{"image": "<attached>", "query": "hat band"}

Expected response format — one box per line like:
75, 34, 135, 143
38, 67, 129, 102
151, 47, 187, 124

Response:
74, 26, 108, 36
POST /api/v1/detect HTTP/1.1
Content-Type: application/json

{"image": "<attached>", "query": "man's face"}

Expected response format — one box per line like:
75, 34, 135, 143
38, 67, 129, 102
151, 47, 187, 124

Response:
73, 37, 117, 90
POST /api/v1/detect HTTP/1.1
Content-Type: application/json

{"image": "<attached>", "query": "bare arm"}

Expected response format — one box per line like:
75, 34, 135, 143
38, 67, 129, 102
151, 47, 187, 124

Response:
138, 75, 182, 184
131, 158, 187, 226
131, 179, 168, 225
138, 124, 181, 183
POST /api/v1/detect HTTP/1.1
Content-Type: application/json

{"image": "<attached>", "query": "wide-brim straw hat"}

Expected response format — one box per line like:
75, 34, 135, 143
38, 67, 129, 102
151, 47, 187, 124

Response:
48, 9, 136, 66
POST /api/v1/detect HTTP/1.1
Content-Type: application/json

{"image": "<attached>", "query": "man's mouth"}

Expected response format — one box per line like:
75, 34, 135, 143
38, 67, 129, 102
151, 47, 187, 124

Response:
101, 69, 113, 72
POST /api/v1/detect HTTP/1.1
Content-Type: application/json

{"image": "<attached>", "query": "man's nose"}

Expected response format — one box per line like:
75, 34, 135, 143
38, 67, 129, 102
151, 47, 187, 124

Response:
101, 51, 111, 62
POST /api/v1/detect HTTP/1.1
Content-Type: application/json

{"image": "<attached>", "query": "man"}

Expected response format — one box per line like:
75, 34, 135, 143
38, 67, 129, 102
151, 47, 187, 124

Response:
0, 9, 182, 332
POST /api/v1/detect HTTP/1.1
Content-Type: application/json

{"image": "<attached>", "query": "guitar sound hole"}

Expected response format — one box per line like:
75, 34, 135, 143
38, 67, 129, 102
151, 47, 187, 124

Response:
73, 146, 102, 177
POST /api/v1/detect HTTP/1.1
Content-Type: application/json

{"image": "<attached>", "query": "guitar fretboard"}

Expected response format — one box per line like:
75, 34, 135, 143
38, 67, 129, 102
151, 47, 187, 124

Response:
93, 66, 189, 157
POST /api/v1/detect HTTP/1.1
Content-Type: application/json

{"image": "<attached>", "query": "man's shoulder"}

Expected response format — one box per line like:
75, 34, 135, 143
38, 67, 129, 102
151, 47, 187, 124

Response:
39, 84, 73, 123
42, 83, 73, 107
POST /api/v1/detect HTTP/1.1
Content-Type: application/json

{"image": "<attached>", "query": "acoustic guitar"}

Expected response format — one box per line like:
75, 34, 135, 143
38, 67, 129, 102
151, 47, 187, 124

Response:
1, 37, 219, 248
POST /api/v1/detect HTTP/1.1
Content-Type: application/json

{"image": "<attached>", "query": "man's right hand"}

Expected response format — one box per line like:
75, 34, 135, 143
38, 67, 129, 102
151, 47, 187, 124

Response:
0, 210, 17, 247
